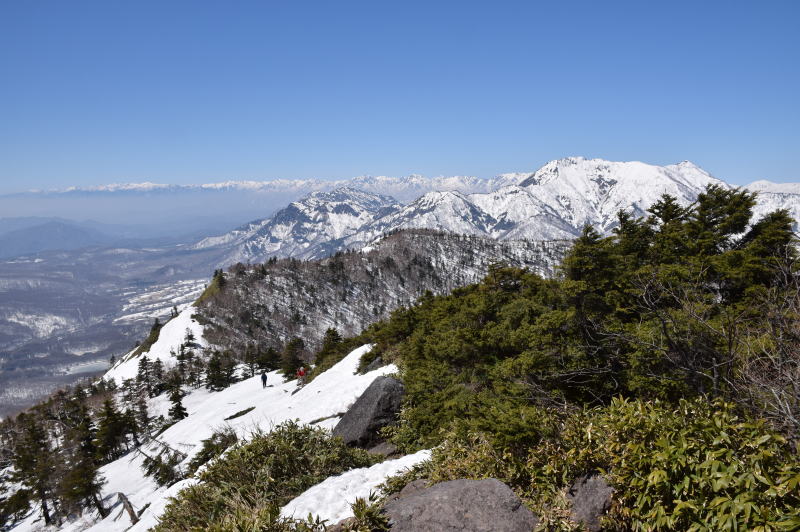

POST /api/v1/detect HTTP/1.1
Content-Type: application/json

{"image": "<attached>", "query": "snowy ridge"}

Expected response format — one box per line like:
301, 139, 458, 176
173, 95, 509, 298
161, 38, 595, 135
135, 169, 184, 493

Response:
16, 174, 502, 200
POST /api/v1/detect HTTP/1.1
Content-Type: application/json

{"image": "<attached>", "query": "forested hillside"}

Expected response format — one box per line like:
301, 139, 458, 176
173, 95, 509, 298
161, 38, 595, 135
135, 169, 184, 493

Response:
195, 229, 569, 357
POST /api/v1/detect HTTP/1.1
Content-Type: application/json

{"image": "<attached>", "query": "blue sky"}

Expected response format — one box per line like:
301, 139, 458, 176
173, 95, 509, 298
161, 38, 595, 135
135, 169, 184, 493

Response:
0, 0, 798, 193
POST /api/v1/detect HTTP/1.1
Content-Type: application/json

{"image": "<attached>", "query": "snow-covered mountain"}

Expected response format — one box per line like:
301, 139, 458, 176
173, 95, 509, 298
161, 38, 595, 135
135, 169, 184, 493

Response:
198, 157, 743, 263
745, 180, 800, 230
22, 174, 522, 202
193, 188, 401, 264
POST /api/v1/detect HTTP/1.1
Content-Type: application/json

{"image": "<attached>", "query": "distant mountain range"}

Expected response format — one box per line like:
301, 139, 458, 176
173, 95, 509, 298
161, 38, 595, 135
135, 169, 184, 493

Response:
190, 157, 800, 263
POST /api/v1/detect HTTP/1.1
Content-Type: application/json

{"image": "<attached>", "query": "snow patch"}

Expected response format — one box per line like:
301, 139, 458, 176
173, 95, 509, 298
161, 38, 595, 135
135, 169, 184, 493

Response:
280, 449, 431, 525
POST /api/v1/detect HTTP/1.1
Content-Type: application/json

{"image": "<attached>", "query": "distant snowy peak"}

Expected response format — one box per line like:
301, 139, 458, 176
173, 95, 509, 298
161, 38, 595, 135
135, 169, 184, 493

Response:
19, 174, 500, 200
349, 190, 498, 244
747, 180, 800, 195
197, 188, 402, 264
515, 157, 724, 232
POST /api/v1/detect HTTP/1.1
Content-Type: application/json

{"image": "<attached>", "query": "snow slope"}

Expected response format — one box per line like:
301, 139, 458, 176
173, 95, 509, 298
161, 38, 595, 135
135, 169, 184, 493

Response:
13, 345, 399, 531
104, 306, 207, 383
280, 449, 431, 524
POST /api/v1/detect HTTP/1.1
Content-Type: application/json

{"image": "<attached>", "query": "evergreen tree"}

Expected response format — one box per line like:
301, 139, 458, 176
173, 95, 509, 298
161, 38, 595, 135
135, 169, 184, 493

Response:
134, 395, 151, 439
11, 412, 57, 525
314, 328, 343, 366
94, 399, 126, 462
280, 337, 305, 377
151, 358, 165, 395
168, 387, 188, 421
136, 355, 152, 397
257, 346, 280, 371
243, 344, 258, 378
205, 351, 236, 390
58, 407, 107, 518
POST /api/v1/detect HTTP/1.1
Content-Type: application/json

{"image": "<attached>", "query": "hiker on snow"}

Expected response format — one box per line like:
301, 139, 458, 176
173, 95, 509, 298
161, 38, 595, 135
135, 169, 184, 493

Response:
261, 371, 268, 388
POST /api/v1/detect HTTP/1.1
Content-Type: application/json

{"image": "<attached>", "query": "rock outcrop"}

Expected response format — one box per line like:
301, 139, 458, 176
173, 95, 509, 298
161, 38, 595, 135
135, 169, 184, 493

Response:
382, 478, 539, 531
566, 474, 614, 532
333, 376, 404, 447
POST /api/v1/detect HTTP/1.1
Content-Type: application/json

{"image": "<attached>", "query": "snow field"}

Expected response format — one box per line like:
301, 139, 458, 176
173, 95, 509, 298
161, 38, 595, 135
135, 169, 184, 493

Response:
13, 343, 401, 531
280, 449, 431, 525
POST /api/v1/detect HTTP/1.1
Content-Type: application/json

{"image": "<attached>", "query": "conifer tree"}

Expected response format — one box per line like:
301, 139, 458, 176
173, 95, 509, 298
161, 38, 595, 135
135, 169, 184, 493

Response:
94, 399, 126, 462
205, 351, 235, 390
58, 407, 107, 518
134, 395, 151, 439
11, 412, 57, 525
151, 358, 165, 395
257, 346, 280, 371
314, 328, 342, 366
136, 355, 152, 397
243, 344, 258, 377
168, 387, 188, 421
280, 337, 305, 377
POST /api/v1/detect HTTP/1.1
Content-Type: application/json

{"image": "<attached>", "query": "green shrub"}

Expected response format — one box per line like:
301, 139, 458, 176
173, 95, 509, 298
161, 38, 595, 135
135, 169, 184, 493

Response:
155, 421, 379, 531
402, 398, 800, 531
345, 492, 390, 531
554, 398, 800, 531
185, 427, 238, 476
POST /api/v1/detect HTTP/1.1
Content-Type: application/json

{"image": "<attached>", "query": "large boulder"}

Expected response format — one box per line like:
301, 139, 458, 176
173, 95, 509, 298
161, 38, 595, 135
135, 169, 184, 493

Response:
566, 474, 614, 532
382, 478, 539, 532
333, 376, 404, 447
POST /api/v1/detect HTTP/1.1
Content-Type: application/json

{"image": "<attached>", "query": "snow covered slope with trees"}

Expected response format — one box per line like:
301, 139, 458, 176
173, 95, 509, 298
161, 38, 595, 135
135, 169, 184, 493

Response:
8, 345, 412, 531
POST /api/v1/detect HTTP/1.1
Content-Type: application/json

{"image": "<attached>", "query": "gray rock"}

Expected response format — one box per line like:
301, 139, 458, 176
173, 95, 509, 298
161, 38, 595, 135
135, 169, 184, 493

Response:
566, 474, 614, 532
364, 356, 385, 372
333, 376, 404, 447
368, 441, 399, 457
382, 478, 539, 532
385, 479, 429, 504
326, 516, 356, 532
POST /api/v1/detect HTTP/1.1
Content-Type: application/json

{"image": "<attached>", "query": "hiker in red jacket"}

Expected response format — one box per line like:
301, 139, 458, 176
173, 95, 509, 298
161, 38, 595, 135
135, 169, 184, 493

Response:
296, 366, 307, 386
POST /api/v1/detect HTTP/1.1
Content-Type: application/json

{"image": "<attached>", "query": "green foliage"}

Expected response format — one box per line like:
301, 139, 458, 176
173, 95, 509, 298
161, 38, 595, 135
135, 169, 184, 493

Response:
132, 318, 164, 358
280, 337, 305, 378
345, 492, 391, 531
0, 489, 31, 526
186, 427, 239, 476
195, 271, 225, 306
142, 447, 185, 487
167, 387, 188, 421
94, 398, 127, 461
205, 350, 237, 391
155, 421, 379, 531
390, 398, 800, 531
309, 330, 368, 382
363, 186, 799, 452
529, 398, 800, 531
